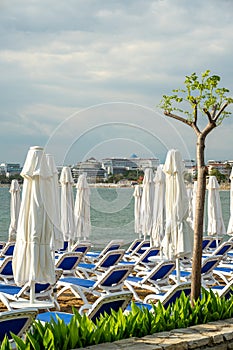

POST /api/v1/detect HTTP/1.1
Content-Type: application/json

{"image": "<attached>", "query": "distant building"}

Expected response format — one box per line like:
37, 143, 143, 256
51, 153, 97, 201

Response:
132, 157, 160, 171
183, 159, 197, 179
102, 158, 138, 175
72, 158, 106, 183
102, 156, 160, 175
183, 159, 196, 169
207, 160, 232, 179
0, 163, 22, 177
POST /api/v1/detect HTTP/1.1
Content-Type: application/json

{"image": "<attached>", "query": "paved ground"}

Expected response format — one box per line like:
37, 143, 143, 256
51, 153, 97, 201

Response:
78, 318, 233, 349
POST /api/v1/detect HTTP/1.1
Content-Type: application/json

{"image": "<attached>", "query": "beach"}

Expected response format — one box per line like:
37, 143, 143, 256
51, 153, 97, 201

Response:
0, 281, 150, 314
0, 185, 231, 314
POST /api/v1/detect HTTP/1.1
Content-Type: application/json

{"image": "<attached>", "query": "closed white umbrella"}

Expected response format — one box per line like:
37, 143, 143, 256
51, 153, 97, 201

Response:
12, 146, 55, 305
161, 149, 193, 281
227, 168, 233, 234
8, 179, 21, 242
151, 165, 166, 247
207, 175, 226, 239
186, 184, 193, 226
191, 181, 198, 230
74, 173, 91, 242
140, 168, 154, 240
46, 154, 63, 251
133, 184, 143, 237
60, 166, 75, 249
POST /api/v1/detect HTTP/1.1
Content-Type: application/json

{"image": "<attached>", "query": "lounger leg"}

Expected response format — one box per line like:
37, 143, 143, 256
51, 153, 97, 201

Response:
124, 281, 142, 302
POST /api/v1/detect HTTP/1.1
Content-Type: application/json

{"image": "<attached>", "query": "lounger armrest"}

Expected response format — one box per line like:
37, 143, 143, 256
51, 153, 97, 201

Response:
15, 282, 31, 298
79, 303, 92, 315
144, 294, 163, 303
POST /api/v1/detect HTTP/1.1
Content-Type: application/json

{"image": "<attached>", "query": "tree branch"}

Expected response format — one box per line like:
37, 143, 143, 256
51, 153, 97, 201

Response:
213, 102, 228, 121
164, 111, 201, 136
203, 108, 212, 123
211, 104, 218, 120
164, 111, 192, 126
191, 121, 201, 136
194, 103, 198, 125
202, 121, 216, 138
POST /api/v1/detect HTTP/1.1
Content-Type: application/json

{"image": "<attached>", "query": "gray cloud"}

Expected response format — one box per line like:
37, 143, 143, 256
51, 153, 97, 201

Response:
0, 0, 232, 164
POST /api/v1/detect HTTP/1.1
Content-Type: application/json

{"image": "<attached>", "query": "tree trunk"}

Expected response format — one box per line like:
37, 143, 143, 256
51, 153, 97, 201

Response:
191, 134, 207, 302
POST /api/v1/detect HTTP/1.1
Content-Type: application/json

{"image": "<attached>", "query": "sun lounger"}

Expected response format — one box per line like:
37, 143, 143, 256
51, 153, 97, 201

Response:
0, 307, 38, 342
124, 240, 150, 260
0, 242, 15, 258
125, 238, 144, 254
212, 264, 233, 284
170, 256, 220, 287
56, 240, 69, 253
0, 241, 6, 251
202, 236, 214, 252
0, 256, 14, 284
120, 246, 160, 271
76, 249, 125, 278
85, 239, 125, 262
57, 264, 133, 305
125, 282, 191, 311
124, 260, 176, 301
0, 269, 63, 310
202, 241, 233, 260
55, 252, 83, 277
205, 279, 233, 299
206, 238, 222, 251
71, 242, 92, 255
37, 291, 133, 324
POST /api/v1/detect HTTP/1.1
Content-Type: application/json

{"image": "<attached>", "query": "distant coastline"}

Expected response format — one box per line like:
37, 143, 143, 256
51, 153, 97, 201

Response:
0, 182, 230, 190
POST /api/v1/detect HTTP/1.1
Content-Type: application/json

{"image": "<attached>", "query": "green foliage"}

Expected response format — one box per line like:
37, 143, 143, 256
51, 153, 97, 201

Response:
0, 336, 12, 350
3, 290, 233, 349
209, 168, 226, 183
0, 174, 22, 185
105, 173, 124, 184
159, 70, 233, 124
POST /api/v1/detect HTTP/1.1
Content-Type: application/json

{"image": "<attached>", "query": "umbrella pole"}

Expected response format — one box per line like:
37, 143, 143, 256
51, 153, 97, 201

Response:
160, 247, 163, 258
176, 258, 181, 283
30, 281, 35, 304
150, 236, 153, 246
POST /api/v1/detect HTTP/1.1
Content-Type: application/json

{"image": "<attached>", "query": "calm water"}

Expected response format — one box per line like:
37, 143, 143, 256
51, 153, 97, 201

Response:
0, 186, 230, 246
0, 186, 136, 246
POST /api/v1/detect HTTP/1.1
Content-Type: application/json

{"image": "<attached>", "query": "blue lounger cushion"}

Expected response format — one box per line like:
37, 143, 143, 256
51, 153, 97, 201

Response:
37, 311, 74, 324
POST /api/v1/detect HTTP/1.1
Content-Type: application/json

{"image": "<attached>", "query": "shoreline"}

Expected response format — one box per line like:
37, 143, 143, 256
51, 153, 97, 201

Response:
0, 183, 230, 190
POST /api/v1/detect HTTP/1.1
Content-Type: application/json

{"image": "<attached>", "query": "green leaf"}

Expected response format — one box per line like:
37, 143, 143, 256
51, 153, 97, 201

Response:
0, 336, 12, 350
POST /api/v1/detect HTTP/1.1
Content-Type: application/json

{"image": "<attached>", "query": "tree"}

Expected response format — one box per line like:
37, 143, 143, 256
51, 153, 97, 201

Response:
209, 168, 226, 183
159, 70, 233, 302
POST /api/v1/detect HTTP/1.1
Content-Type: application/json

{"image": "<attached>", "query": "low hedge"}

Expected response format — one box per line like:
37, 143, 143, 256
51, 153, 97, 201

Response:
1, 288, 233, 350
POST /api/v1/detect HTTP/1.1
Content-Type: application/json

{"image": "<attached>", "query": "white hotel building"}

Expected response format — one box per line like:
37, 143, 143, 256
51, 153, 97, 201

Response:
102, 156, 160, 175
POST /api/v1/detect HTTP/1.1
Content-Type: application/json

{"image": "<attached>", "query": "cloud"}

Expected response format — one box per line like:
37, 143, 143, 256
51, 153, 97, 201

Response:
0, 0, 232, 164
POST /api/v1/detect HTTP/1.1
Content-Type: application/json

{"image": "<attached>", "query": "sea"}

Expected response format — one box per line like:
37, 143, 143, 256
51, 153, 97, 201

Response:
0, 186, 231, 248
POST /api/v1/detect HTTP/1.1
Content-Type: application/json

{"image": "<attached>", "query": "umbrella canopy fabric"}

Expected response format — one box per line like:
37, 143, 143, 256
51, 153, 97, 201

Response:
133, 184, 143, 236
207, 175, 226, 237
227, 168, 233, 234
74, 173, 91, 242
161, 149, 193, 260
151, 165, 166, 246
8, 179, 21, 242
191, 181, 198, 230
12, 146, 55, 289
140, 168, 155, 240
60, 166, 75, 246
46, 154, 63, 251
186, 184, 193, 226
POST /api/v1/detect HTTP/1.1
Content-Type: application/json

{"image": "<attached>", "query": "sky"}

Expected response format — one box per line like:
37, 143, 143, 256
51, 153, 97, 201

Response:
0, 0, 233, 166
